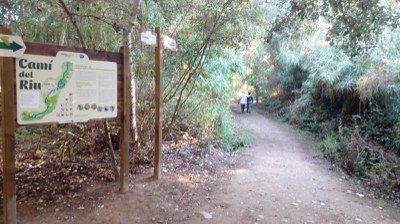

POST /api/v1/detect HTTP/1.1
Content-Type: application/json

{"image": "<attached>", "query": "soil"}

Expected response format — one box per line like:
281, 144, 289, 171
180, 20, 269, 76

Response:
6, 105, 400, 223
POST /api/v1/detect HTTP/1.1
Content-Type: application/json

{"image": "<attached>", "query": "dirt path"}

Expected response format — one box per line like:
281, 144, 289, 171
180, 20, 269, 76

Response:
17, 106, 400, 223
189, 106, 400, 224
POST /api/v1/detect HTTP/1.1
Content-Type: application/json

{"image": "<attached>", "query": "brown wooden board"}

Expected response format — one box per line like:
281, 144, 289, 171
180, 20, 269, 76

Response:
15, 42, 124, 126
1, 27, 17, 224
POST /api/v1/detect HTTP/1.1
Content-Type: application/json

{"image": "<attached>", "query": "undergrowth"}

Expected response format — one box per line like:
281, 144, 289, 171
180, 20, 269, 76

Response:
261, 100, 400, 206
216, 111, 251, 152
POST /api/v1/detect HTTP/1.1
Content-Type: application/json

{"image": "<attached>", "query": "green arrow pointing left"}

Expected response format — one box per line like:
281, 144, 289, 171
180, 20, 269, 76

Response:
0, 41, 24, 52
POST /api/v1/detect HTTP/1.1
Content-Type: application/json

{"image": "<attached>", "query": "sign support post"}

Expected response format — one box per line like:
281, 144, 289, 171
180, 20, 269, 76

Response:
0, 27, 17, 224
119, 46, 130, 192
154, 27, 164, 179
140, 27, 176, 179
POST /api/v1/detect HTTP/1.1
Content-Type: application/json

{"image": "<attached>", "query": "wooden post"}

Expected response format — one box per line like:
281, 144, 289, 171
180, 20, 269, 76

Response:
0, 27, 17, 224
119, 46, 130, 193
154, 27, 163, 179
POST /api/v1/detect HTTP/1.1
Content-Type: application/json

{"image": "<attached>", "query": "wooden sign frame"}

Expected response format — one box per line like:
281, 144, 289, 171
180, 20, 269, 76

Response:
0, 28, 130, 224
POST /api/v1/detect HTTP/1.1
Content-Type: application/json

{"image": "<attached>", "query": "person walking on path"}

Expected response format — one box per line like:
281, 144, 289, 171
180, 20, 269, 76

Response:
238, 91, 247, 113
247, 92, 254, 113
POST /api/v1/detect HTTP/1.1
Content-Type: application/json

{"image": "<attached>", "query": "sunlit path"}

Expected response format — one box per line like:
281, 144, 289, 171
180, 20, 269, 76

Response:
190, 105, 400, 224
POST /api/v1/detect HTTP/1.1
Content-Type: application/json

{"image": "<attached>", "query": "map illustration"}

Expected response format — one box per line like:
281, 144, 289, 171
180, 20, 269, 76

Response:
21, 61, 73, 121
17, 53, 117, 125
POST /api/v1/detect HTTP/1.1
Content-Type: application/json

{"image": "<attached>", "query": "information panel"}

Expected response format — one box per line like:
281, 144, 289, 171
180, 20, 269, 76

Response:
16, 51, 117, 125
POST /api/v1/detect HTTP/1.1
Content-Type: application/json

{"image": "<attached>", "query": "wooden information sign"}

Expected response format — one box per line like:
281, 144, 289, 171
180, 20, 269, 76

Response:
0, 28, 130, 224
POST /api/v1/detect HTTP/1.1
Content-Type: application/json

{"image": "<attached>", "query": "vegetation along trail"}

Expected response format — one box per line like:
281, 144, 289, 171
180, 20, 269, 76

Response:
17, 105, 400, 224
191, 105, 400, 224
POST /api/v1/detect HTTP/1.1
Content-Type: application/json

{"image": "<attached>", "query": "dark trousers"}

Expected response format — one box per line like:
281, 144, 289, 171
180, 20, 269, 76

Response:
241, 104, 246, 113
247, 103, 252, 113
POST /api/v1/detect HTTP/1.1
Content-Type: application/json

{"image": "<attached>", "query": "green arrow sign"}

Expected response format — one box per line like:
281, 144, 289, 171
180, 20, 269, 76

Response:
0, 41, 24, 52
0, 34, 26, 57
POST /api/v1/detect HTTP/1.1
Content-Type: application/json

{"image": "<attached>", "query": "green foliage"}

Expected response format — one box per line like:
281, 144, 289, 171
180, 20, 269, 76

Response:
276, 49, 308, 91
355, 105, 400, 154
361, 28, 400, 120
321, 132, 349, 163
255, 44, 308, 104
2, 0, 128, 50
254, 1, 400, 202
292, 107, 330, 133
363, 161, 398, 194
321, 133, 342, 162
164, 48, 246, 150
324, 0, 396, 56
142, 0, 165, 27
305, 46, 365, 103
269, 0, 400, 57
216, 111, 250, 152
320, 126, 399, 198
261, 96, 284, 113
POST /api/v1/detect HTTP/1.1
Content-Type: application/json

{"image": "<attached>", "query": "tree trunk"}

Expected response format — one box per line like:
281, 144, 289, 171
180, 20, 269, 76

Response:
126, 0, 141, 146
128, 28, 138, 144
